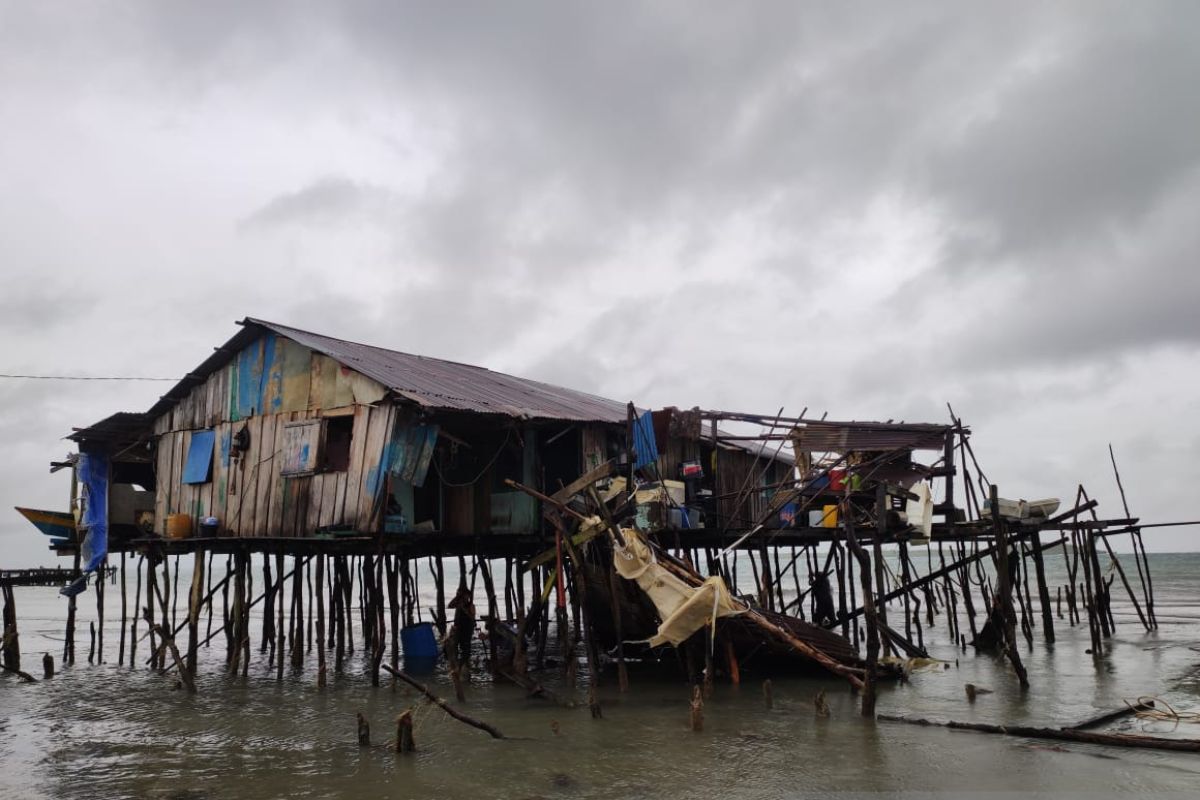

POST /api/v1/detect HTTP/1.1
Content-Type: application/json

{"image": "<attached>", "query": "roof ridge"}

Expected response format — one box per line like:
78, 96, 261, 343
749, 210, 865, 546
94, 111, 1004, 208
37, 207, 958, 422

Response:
244, 317, 495, 373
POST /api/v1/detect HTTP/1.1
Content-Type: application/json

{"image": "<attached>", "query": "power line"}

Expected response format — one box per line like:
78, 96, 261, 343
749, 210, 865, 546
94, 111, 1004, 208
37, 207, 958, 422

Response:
0, 373, 179, 382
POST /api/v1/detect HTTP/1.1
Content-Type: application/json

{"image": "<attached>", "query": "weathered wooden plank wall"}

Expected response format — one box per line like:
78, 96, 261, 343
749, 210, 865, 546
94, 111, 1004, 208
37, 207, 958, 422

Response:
152, 332, 393, 539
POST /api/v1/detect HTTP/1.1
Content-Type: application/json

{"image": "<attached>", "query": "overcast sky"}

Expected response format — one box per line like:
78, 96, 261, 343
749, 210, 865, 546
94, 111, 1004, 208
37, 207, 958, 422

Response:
2, 2, 1198, 565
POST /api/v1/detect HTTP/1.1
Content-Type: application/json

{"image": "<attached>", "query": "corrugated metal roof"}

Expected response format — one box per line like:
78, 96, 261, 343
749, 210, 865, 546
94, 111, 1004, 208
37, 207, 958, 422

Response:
245, 318, 631, 423
791, 420, 951, 452
68, 412, 153, 445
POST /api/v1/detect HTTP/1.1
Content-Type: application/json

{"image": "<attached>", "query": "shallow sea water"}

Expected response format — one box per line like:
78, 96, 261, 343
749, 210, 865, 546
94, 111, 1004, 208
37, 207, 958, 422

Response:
3, 552, 1199, 799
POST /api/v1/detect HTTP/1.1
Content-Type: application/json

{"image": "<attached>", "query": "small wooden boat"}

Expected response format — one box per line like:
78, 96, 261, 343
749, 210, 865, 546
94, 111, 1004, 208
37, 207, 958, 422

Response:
14, 507, 76, 540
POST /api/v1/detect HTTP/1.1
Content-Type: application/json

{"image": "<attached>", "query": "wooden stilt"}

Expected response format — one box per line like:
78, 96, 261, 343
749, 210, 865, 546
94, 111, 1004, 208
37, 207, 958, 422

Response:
291, 554, 305, 671
186, 549, 204, 678
846, 493, 881, 717
118, 551, 127, 666
316, 554, 327, 689
95, 557, 105, 664
386, 556, 400, 677
276, 553, 286, 680
990, 485, 1029, 687
130, 554, 143, 669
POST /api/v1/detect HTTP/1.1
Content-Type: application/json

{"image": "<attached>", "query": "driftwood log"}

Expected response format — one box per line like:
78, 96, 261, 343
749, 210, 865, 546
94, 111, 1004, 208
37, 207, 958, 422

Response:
381, 663, 506, 739
879, 714, 1200, 753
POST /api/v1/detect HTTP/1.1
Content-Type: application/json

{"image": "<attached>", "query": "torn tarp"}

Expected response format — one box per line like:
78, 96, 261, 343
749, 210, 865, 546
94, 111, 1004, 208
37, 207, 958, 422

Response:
631, 411, 658, 471
61, 451, 109, 597
389, 422, 439, 488
612, 529, 742, 647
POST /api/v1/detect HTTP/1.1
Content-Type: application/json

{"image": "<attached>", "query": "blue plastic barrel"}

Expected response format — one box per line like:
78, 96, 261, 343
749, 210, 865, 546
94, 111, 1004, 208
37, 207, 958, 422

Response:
400, 622, 439, 660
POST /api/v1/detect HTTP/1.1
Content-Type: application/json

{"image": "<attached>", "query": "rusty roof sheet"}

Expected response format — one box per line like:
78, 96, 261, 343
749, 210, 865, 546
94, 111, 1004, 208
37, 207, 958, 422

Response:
791, 420, 950, 452
68, 412, 154, 446
243, 318, 630, 423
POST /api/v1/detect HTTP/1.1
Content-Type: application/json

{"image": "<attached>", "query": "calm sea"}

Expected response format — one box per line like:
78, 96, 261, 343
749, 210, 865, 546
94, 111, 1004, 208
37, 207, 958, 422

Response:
2, 550, 1199, 799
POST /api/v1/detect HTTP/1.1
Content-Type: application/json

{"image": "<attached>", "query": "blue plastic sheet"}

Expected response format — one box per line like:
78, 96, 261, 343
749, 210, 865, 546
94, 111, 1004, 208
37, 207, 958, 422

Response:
632, 411, 659, 470
61, 451, 109, 596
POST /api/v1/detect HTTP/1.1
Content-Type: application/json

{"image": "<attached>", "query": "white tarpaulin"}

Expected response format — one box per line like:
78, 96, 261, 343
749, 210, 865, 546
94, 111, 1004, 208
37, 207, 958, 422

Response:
612, 529, 743, 647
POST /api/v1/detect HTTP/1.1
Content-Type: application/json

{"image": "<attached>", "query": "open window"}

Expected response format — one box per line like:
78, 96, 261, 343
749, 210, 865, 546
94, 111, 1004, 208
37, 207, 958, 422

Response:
323, 415, 353, 472
280, 417, 354, 477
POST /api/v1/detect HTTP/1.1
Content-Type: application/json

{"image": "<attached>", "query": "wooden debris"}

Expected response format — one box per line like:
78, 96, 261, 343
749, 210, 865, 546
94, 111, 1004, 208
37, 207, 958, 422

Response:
357, 712, 370, 746
395, 709, 415, 753
880, 713, 1200, 753
381, 663, 505, 739
814, 690, 830, 718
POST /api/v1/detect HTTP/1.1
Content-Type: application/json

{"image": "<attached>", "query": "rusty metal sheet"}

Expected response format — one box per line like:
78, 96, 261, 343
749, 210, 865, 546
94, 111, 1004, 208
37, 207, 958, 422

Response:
791, 421, 950, 452
245, 318, 630, 423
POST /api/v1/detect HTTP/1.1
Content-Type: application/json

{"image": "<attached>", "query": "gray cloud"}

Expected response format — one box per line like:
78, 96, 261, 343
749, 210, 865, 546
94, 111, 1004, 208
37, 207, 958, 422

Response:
2, 2, 1199, 560
241, 178, 398, 230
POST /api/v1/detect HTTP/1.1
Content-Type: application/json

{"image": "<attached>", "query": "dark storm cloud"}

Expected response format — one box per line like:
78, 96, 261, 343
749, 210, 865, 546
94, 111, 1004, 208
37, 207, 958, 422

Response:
928, 8, 1200, 263
2, 1, 1199, 557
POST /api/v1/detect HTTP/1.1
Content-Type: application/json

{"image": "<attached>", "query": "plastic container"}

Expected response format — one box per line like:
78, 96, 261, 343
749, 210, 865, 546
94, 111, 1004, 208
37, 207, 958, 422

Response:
400, 622, 439, 660
165, 513, 192, 540
821, 504, 839, 528
829, 470, 847, 492
198, 516, 219, 538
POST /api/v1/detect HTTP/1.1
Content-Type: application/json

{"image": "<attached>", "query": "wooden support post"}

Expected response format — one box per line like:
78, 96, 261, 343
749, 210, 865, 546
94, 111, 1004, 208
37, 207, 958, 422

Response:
758, 544, 774, 612
145, 552, 159, 669
434, 552, 447, 636
990, 485, 1029, 687
357, 712, 370, 747
724, 637, 740, 686
95, 557, 105, 663
899, 541, 913, 645
1030, 531, 1055, 644
276, 553, 286, 680
130, 555, 142, 669
186, 549, 204, 677
261, 555, 273, 654
333, 557, 345, 671
118, 551, 127, 666
387, 556, 400, 677
43, 652, 54, 678
305, 556, 314, 654
2, 584, 21, 674
1109, 445, 1156, 628
395, 710, 415, 753
607, 551, 629, 692
227, 551, 244, 675
316, 554, 327, 689
241, 551, 253, 677
869, 496, 891, 658
159, 554, 171, 662
846, 495, 880, 717
291, 554, 305, 671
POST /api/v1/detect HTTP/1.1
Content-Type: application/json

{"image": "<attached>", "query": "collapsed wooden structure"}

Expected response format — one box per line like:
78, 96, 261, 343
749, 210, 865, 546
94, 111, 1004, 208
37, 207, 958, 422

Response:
10, 318, 1162, 720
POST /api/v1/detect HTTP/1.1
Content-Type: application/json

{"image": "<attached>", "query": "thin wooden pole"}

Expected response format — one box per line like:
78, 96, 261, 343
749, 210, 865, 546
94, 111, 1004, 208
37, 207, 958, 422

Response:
316, 554, 327, 688
118, 551, 128, 666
